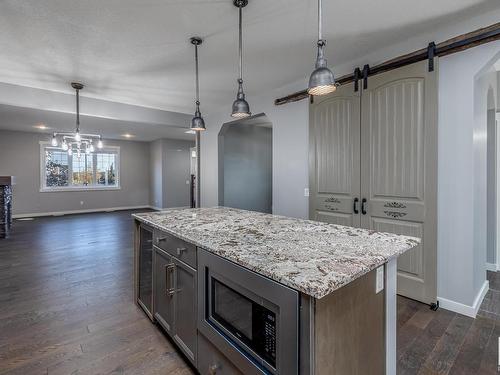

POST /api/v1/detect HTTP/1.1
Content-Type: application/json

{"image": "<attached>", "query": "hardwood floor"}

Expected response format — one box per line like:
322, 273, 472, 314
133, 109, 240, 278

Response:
397, 272, 500, 375
0, 210, 195, 375
0, 210, 498, 374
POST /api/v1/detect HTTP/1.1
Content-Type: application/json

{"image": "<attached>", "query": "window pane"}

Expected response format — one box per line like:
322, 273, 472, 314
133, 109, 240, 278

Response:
45, 150, 69, 187
72, 154, 94, 186
96, 153, 117, 186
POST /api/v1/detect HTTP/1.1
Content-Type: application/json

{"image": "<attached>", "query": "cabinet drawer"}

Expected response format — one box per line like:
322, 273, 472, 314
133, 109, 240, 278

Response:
198, 333, 243, 375
154, 230, 196, 268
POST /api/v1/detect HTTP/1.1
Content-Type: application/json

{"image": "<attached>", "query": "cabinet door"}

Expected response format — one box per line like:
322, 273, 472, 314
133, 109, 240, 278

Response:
172, 257, 197, 365
154, 248, 174, 334
309, 82, 361, 227
138, 225, 153, 318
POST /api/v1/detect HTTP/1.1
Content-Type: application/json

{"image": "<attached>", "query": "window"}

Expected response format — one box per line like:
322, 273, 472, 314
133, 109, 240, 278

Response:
40, 143, 120, 191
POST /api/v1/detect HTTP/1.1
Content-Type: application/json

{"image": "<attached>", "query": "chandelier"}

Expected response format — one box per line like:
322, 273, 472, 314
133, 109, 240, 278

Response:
51, 82, 103, 158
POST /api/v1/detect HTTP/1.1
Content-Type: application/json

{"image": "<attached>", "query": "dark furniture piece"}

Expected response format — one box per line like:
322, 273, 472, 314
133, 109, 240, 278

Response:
0, 176, 14, 239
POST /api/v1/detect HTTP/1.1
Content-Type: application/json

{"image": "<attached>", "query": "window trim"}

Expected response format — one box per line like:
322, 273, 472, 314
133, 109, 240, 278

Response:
39, 141, 121, 192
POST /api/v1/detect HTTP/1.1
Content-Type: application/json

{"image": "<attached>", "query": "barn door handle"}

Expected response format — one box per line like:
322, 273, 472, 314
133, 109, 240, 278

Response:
361, 198, 367, 215
353, 198, 359, 214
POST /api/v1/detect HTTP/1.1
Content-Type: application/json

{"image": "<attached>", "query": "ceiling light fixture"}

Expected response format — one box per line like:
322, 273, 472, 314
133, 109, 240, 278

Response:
51, 83, 104, 158
307, 0, 336, 96
231, 0, 251, 118
190, 37, 206, 131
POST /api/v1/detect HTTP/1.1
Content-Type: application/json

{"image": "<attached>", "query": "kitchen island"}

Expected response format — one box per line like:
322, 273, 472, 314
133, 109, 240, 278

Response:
133, 207, 419, 375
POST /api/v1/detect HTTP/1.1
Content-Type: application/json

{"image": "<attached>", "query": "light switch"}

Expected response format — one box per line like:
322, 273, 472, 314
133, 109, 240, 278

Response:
376, 266, 384, 293
304, 188, 310, 197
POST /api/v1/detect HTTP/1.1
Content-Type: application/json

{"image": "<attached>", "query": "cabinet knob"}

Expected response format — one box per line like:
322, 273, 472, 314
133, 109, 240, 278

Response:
209, 364, 220, 375
176, 247, 187, 256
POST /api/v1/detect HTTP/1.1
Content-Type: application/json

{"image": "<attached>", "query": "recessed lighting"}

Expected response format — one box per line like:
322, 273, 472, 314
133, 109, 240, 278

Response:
121, 133, 135, 138
34, 124, 49, 130
185, 130, 196, 134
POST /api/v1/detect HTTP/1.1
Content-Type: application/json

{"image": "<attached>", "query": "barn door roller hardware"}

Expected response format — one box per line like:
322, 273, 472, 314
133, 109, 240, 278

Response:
427, 42, 436, 72
362, 64, 370, 90
353, 67, 361, 92
275, 22, 500, 106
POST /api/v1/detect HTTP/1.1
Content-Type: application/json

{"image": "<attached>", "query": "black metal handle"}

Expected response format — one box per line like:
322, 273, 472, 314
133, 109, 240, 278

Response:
361, 198, 367, 215
353, 198, 359, 214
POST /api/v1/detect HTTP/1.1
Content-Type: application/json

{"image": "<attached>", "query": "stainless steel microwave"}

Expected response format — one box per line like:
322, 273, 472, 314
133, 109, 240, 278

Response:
197, 248, 299, 375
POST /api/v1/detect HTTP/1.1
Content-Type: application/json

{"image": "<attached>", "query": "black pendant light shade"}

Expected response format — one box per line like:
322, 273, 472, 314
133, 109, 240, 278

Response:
190, 37, 206, 131
231, 0, 251, 118
308, 0, 336, 96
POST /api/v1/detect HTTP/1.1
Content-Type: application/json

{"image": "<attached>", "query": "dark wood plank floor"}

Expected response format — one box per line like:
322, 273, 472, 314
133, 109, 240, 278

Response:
0, 210, 498, 374
0, 210, 195, 375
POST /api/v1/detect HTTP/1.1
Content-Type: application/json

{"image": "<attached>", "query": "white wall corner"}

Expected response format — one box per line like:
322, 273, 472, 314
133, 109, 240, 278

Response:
486, 262, 498, 272
438, 280, 489, 318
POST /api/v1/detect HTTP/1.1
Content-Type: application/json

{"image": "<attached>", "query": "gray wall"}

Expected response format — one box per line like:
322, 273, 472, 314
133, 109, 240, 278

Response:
149, 138, 194, 209
201, 79, 310, 219
0, 129, 150, 216
437, 41, 500, 309
150, 139, 164, 208
219, 123, 272, 213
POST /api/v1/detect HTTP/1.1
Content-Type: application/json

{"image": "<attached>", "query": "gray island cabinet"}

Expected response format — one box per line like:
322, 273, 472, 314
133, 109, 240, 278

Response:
133, 207, 419, 375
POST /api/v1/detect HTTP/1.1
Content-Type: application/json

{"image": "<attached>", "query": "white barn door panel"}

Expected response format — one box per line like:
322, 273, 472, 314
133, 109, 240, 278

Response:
360, 61, 437, 305
309, 83, 361, 227
309, 61, 437, 305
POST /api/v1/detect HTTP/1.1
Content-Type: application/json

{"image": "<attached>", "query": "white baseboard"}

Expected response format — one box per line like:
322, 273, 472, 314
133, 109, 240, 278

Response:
438, 280, 489, 318
486, 262, 498, 272
13, 205, 152, 219
148, 206, 191, 211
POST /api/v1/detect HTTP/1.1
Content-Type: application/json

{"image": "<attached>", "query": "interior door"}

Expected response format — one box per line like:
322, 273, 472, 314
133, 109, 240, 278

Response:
309, 82, 361, 227
360, 60, 438, 304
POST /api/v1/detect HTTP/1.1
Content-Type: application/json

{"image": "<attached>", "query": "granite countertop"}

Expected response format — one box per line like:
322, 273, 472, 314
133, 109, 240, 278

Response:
133, 207, 420, 299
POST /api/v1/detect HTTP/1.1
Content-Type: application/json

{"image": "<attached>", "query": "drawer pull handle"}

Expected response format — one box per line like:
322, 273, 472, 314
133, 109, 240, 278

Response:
176, 247, 187, 255
209, 364, 220, 375
165, 263, 175, 297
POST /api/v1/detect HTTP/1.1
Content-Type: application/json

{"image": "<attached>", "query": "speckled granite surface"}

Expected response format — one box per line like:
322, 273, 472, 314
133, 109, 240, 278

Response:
133, 207, 420, 299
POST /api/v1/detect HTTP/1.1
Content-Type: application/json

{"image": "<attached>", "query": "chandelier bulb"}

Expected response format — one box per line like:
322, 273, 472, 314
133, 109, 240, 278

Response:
51, 134, 58, 147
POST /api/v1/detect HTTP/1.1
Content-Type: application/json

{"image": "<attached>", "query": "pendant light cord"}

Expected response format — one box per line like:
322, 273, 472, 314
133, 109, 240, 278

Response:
238, 5, 243, 82
318, 0, 322, 41
195, 43, 200, 109
75, 88, 80, 132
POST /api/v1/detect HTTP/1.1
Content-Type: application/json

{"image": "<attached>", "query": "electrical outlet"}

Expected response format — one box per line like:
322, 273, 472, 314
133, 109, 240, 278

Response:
80, 201, 84, 206
304, 188, 310, 197
376, 266, 384, 293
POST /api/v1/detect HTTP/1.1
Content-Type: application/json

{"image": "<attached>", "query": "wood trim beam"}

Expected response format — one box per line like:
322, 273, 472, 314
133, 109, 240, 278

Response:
275, 22, 500, 106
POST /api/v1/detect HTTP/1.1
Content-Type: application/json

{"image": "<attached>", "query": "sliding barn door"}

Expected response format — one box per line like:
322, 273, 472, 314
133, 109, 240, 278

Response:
360, 61, 437, 304
309, 83, 361, 227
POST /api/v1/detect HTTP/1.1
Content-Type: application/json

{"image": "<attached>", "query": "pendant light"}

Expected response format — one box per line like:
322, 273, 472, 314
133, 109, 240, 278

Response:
51, 83, 104, 155
307, 0, 336, 96
190, 37, 206, 131
231, 0, 251, 118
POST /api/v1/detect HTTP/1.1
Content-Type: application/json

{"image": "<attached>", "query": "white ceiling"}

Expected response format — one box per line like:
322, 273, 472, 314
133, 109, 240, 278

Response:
0, 0, 497, 116
0, 104, 195, 141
